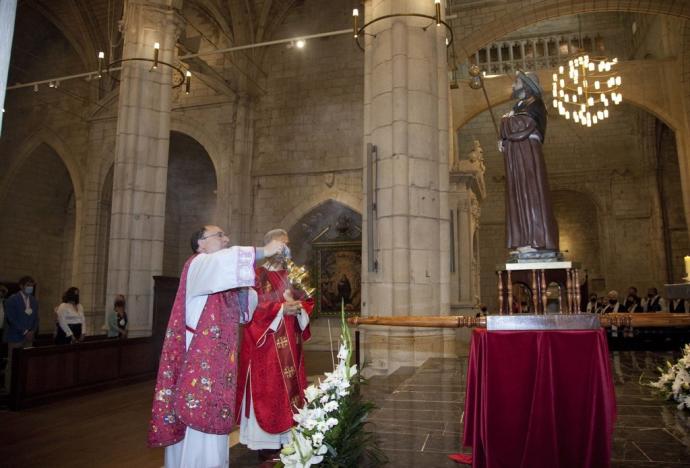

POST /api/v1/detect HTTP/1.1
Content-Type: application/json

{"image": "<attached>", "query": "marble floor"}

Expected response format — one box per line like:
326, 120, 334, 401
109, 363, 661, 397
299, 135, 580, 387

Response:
231, 350, 690, 467
1, 350, 689, 467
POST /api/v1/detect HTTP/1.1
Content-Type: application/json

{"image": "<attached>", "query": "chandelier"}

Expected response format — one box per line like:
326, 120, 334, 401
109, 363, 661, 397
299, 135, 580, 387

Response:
551, 53, 622, 127
99, 42, 192, 93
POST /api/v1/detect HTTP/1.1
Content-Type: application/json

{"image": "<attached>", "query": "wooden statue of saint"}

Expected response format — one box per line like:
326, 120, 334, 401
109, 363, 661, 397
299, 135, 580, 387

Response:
498, 71, 561, 261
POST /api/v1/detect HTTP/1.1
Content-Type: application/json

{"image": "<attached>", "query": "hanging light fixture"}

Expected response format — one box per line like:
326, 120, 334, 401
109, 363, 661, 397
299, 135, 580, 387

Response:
552, 53, 621, 127
100, 42, 191, 92
352, 0, 454, 51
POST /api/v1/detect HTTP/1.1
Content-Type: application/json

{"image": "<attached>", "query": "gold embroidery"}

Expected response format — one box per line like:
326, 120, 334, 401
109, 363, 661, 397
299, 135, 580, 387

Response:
283, 366, 296, 379
276, 336, 289, 349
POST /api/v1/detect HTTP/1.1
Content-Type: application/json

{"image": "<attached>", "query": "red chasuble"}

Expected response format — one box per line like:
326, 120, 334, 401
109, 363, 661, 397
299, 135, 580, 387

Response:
235, 266, 314, 434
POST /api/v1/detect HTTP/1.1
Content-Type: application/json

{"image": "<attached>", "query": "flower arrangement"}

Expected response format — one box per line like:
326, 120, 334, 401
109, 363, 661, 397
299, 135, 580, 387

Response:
650, 344, 690, 410
278, 307, 385, 467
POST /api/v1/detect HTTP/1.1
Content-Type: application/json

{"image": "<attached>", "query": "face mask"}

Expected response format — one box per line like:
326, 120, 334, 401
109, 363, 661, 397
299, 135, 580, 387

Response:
609, 299, 616, 305
114, 300, 126, 308
590, 298, 596, 303
648, 294, 654, 299
24, 286, 34, 295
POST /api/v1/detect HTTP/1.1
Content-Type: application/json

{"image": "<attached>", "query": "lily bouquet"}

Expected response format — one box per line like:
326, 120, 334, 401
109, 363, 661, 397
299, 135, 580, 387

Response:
279, 307, 384, 467
650, 343, 690, 410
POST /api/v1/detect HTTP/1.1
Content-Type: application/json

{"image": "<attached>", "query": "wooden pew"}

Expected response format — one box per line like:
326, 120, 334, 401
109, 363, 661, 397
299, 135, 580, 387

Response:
9, 337, 158, 410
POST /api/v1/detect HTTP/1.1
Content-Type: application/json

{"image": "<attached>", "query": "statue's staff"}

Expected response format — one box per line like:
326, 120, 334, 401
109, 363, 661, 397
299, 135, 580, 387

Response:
468, 64, 500, 139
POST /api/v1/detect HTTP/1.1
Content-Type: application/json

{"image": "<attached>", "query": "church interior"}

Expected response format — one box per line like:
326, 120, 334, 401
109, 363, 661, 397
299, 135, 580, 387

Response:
1, 0, 690, 466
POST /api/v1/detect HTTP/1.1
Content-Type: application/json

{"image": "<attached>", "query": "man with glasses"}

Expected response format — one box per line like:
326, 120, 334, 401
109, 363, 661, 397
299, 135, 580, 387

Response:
148, 225, 285, 468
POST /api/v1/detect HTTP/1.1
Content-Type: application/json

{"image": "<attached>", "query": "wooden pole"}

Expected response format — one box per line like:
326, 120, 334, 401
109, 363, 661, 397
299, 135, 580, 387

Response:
349, 313, 690, 329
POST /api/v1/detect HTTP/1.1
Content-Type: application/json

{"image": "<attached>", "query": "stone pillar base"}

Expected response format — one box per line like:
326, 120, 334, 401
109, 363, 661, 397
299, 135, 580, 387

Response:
359, 326, 461, 377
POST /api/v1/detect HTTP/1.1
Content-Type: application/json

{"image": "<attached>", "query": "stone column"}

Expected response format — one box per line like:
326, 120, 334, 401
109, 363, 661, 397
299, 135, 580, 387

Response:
448, 151, 486, 346
106, 0, 182, 337
361, 0, 453, 375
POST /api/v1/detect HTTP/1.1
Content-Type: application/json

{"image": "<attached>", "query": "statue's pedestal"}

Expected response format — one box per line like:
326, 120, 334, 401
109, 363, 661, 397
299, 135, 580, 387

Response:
487, 313, 600, 331
496, 261, 584, 314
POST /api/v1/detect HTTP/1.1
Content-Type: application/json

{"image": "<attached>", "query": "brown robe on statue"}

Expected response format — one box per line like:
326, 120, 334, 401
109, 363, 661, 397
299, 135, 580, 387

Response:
500, 114, 559, 251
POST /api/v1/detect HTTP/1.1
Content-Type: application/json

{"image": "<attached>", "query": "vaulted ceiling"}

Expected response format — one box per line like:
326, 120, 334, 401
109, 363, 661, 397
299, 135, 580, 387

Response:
10, 0, 304, 90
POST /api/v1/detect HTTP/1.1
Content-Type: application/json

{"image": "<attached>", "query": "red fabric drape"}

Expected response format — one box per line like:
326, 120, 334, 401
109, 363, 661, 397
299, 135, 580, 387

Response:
461, 329, 616, 468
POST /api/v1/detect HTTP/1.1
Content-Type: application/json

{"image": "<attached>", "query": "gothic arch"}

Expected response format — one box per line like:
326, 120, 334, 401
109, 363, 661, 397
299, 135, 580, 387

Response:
0, 131, 84, 277
163, 131, 218, 275
24, 1, 105, 72
279, 190, 363, 234
170, 117, 222, 178
0, 128, 83, 205
454, 65, 680, 134
460, 0, 690, 54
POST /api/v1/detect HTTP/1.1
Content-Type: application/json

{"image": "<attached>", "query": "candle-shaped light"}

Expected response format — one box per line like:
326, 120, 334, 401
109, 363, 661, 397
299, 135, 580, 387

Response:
185, 71, 191, 94
97, 51, 105, 78
153, 42, 160, 69
352, 8, 359, 38
685, 255, 690, 280
435, 0, 441, 26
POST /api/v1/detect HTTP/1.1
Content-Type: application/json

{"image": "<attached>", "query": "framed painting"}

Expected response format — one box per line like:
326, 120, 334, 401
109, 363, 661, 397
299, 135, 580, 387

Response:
313, 241, 361, 317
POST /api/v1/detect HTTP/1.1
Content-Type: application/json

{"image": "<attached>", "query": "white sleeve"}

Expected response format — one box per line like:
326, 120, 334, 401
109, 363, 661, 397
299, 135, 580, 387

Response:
186, 247, 256, 298
268, 307, 309, 331
297, 309, 310, 331
56, 304, 73, 337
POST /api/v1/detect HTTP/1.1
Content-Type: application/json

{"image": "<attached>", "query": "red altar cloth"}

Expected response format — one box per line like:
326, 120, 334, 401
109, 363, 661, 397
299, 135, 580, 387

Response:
461, 328, 616, 468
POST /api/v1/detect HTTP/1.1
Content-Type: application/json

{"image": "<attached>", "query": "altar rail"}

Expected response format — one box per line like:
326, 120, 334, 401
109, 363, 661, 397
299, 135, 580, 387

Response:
9, 337, 158, 410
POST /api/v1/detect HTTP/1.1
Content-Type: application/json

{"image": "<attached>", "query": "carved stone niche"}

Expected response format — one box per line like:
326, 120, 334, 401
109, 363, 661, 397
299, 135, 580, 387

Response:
287, 199, 362, 267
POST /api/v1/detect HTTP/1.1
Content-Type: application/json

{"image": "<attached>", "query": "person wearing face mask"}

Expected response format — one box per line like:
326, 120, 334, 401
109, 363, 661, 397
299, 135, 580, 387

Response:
107, 294, 128, 339
624, 286, 643, 313
498, 71, 559, 261
3, 276, 39, 391
55, 287, 86, 344
235, 229, 313, 465
601, 290, 626, 313
642, 287, 666, 312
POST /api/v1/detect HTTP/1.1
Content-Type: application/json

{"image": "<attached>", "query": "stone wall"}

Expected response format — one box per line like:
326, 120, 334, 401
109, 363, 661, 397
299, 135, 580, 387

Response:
162, 131, 217, 276
250, 0, 364, 242
0, 144, 75, 331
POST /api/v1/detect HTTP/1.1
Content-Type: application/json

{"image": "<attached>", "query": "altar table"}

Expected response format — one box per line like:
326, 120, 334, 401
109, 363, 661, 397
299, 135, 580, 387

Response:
461, 328, 616, 468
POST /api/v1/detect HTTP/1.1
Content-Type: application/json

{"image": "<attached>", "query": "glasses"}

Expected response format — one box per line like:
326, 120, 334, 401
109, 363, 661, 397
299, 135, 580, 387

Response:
201, 231, 226, 240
